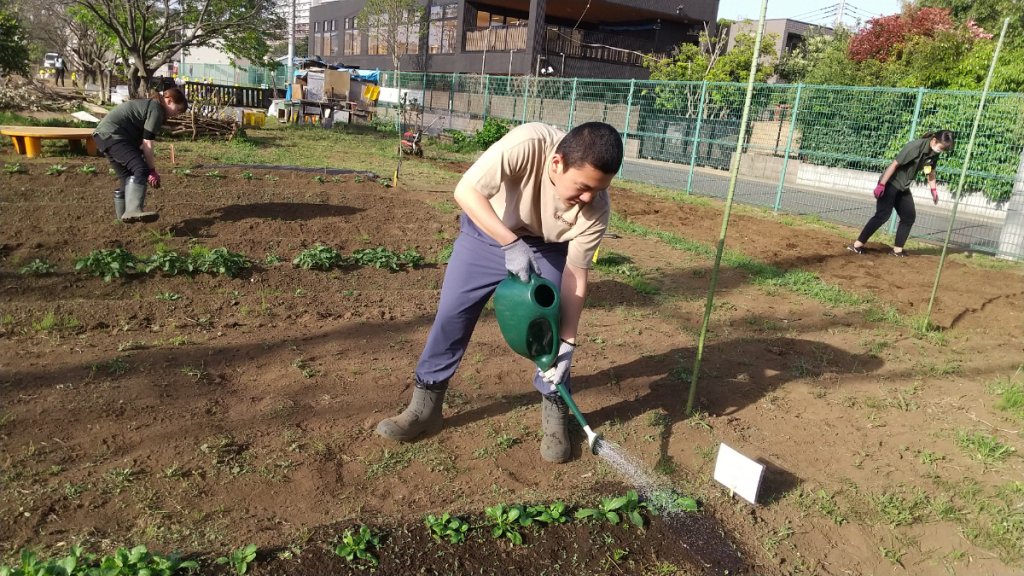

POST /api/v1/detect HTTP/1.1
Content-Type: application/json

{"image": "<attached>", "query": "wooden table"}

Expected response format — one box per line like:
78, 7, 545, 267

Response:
0, 126, 98, 158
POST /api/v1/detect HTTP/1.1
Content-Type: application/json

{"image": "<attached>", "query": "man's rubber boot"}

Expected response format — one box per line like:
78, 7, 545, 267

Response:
376, 385, 445, 442
121, 178, 159, 223
114, 189, 126, 220
541, 393, 571, 463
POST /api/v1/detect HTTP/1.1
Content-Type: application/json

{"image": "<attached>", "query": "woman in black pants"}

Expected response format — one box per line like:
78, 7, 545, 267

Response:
92, 88, 188, 223
848, 130, 955, 257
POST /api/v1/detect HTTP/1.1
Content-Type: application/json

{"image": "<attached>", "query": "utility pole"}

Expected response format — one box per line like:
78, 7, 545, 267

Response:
836, 0, 847, 28
287, 0, 296, 88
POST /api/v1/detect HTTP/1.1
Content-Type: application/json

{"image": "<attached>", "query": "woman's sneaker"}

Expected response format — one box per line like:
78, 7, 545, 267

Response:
846, 244, 865, 254
891, 250, 907, 258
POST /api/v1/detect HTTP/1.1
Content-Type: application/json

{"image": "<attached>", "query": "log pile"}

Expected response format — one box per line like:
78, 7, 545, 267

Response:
0, 76, 82, 112
164, 110, 240, 141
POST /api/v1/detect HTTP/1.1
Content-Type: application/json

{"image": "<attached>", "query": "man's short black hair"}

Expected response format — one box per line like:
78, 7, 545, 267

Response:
555, 122, 623, 175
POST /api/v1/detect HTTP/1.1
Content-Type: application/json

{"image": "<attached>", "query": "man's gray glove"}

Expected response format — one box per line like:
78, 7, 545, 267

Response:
501, 238, 540, 282
540, 340, 576, 389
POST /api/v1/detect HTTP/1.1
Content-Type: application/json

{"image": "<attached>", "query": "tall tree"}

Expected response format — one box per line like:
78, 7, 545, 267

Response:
357, 0, 425, 75
0, 0, 30, 77
72, 0, 284, 96
918, 0, 1024, 47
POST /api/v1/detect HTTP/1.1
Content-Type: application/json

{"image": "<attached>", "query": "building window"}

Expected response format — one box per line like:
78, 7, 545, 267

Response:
367, 10, 421, 56
344, 17, 362, 55
429, 1, 458, 54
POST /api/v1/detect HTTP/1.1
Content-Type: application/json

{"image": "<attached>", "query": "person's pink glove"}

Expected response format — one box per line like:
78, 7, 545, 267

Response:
930, 186, 938, 205
873, 183, 885, 199
148, 171, 161, 189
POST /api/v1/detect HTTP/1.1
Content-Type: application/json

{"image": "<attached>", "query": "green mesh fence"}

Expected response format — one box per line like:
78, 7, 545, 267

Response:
178, 62, 283, 88
379, 71, 1024, 260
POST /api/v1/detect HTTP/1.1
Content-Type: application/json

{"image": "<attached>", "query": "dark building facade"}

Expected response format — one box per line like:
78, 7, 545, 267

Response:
308, 0, 720, 79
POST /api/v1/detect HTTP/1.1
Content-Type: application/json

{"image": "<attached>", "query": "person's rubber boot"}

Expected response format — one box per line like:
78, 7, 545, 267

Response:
376, 384, 445, 442
540, 393, 571, 463
121, 178, 159, 223
113, 189, 126, 220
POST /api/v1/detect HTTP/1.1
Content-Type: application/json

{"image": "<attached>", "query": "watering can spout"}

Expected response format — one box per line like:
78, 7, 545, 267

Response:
554, 382, 602, 455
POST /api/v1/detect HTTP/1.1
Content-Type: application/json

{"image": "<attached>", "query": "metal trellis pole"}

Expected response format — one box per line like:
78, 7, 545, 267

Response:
925, 18, 1009, 327
686, 81, 709, 195
774, 83, 802, 212
619, 79, 635, 178
686, 0, 769, 417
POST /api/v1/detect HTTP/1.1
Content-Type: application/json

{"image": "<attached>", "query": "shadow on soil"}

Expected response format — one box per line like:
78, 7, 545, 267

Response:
168, 202, 364, 237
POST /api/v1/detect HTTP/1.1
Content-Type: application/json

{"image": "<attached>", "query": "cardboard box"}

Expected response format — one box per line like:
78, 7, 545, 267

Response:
290, 83, 304, 100
324, 69, 351, 101
305, 71, 324, 101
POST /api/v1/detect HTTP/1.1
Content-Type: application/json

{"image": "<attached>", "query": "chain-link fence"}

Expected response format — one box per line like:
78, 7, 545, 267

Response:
380, 71, 1024, 261
177, 63, 283, 89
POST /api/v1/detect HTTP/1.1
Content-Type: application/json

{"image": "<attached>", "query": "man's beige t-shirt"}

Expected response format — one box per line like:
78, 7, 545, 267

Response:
456, 122, 611, 269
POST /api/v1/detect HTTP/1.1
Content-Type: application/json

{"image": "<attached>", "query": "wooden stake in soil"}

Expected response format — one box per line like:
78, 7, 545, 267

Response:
925, 18, 1010, 327
170, 144, 176, 165
685, 0, 769, 417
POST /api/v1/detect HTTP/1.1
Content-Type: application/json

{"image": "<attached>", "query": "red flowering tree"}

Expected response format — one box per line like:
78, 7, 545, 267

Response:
848, 7, 958, 62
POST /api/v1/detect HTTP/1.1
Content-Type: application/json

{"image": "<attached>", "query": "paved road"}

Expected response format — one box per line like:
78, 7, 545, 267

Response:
621, 158, 1005, 254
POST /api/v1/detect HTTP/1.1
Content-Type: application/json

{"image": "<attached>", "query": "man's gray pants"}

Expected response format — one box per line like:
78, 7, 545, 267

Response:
415, 213, 569, 394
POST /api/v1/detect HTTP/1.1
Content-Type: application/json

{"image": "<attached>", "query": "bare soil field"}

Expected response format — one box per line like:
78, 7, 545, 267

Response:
1, 144, 1022, 575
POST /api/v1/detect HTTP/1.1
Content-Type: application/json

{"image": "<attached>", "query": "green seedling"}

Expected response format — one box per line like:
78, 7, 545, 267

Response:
264, 253, 283, 265
576, 490, 646, 528
313, 175, 326, 183
485, 504, 531, 545
75, 247, 138, 281
293, 244, 345, 270
46, 164, 68, 175
205, 170, 225, 179
241, 171, 254, 180
79, 164, 97, 174
351, 246, 423, 271
376, 177, 392, 187
95, 545, 198, 576
643, 489, 700, 514
215, 544, 258, 575
3, 162, 27, 174
189, 246, 250, 278
18, 259, 56, 275
333, 525, 380, 567
354, 175, 364, 183
143, 246, 195, 276
425, 513, 471, 544
157, 291, 181, 301
526, 501, 571, 524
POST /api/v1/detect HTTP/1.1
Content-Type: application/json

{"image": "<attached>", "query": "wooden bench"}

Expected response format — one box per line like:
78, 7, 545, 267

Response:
0, 126, 98, 158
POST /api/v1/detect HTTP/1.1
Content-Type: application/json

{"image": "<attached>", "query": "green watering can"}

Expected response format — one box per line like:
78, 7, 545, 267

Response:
493, 272, 560, 371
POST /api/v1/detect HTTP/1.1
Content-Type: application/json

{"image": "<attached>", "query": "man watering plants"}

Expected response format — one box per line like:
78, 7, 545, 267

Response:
376, 121, 623, 463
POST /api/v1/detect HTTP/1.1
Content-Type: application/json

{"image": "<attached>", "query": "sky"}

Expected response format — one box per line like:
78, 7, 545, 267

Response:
717, 0, 903, 26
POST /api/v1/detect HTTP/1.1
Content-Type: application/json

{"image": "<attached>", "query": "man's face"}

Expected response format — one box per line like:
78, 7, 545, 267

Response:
548, 154, 614, 210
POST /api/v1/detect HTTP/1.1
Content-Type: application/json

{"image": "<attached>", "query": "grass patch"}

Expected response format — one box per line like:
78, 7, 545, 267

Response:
755, 270, 865, 307
872, 486, 932, 527
592, 251, 659, 295
363, 441, 455, 480
989, 371, 1024, 423
955, 429, 1016, 465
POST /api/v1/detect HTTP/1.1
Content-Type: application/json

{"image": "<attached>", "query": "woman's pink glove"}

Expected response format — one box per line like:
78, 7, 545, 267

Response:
873, 183, 885, 199
148, 171, 161, 189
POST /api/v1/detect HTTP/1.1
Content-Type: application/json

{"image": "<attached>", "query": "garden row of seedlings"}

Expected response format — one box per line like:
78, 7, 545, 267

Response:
3, 162, 390, 187
0, 490, 699, 575
15, 243, 424, 283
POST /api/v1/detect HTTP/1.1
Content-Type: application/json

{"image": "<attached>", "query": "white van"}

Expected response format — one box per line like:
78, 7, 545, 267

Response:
42, 52, 60, 68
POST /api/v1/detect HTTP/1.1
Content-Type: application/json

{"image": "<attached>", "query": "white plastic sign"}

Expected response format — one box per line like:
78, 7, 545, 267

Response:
713, 443, 765, 505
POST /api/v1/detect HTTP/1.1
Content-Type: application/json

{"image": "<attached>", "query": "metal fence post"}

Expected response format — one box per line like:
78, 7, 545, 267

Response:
449, 72, 456, 129
566, 78, 578, 131
619, 79, 636, 178
686, 81, 709, 194
774, 83, 803, 212
483, 75, 490, 122
521, 75, 531, 124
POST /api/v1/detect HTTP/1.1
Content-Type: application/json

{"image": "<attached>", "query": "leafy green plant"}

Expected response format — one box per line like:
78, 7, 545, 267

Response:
425, 513, 471, 544
956, 429, 1016, 465
142, 246, 195, 276
643, 489, 700, 514
75, 248, 138, 281
526, 501, 571, 525
474, 117, 511, 148
0, 546, 92, 576
215, 544, 257, 575
3, 162, 26, 174
351, 247, 423, 271
79, 164, 98, 175
189, 246, 250, 278
45, 164, 68, 175
485, 504, 531, 545
292, 244, 345, 270
241, 171, 254, 180
575, 490, 646, 528
333, 525, 380, 567
313, 175, 326, 183
204, 170, 225, 179
94, 545, 197, 575
264, 253, 283, 265
18, 259, 56, 275
156, 291, 181, 302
